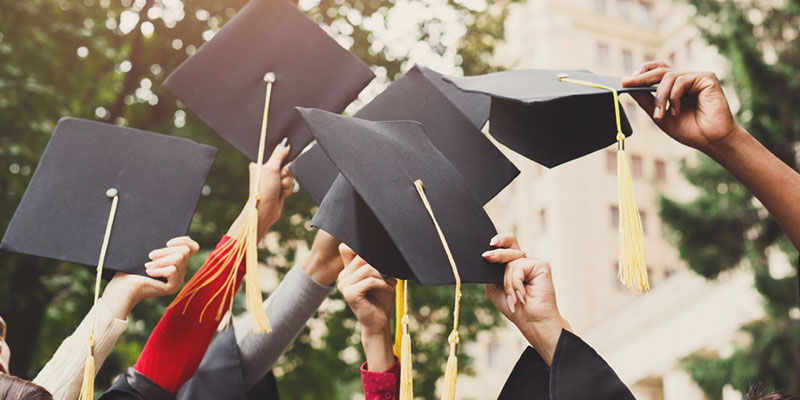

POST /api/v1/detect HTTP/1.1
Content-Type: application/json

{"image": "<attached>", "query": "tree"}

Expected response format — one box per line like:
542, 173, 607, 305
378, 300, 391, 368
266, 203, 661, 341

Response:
661, 0, 800, 397
0, 0, 518, 397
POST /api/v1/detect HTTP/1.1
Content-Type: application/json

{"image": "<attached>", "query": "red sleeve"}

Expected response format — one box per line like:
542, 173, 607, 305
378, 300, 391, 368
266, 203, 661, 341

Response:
361, 359, 400, 400
133, 235, 245, 395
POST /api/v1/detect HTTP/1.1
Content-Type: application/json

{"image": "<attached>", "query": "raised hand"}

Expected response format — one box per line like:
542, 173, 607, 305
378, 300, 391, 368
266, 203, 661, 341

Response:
102, 236, 199, 320
483, 232, 570, 365
622, 61, 741, 153
337, 243, 396, 371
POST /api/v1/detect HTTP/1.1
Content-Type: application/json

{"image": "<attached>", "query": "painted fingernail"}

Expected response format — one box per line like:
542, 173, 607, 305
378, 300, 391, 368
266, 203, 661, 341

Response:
654, 106, 662, 119
671, 106, 678, 116
145, 261, 155, 269
489, 237, 499, 246
482, 251, 493, 258
517, 290, 526, 304
280, 137, 288, 147
506, 294, 516, 313
281, 170, 288, 178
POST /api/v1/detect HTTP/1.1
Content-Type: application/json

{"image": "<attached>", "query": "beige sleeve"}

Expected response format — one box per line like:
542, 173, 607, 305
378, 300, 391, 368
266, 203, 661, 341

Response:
32, 298, 128, 400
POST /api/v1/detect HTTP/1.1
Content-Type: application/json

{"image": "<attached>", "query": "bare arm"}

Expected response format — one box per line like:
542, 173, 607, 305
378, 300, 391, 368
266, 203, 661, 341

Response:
623, 62, 800, 249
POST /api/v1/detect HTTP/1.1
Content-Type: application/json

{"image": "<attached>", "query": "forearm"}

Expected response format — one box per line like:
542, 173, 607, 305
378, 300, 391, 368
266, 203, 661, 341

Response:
33, 299, 128, 400
519, 316, 571, 366
361, 326, 394, 372
704, 126, 800, 249
234, 264, 335, 388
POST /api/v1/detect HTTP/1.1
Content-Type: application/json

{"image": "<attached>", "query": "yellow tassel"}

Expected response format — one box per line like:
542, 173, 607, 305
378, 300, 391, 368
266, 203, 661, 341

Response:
78, 341, 95, 400
617, 145, 648, 292
167, 76, 278, 331
399, 280, 413, 400
393, 279, 405, 358
80, 191, 119, 400
557, 74, 648, 292
441, 336, 459, 400
413, 180, 462, 400
243, 207, 271, 333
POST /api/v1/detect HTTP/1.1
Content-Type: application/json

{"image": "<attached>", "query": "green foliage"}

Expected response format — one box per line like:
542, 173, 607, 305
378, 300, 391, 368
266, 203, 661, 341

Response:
0, 0, 516, 397
666, 0, 800, 396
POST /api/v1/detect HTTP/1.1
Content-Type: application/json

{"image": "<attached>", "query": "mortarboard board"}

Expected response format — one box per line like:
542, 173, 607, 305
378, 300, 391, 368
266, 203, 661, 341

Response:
290, 64, 516, 206
299, 108, 501, 284
298, 107, 501, 400
444, 69, 655, 167
446, 69, 655, 292
0, 117, 217, 399
1, 117, 217, 278
163, 0, 375, 164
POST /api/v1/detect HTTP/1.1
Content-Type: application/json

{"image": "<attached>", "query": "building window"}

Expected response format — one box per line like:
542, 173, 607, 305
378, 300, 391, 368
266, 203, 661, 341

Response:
593, 0, 607, 13
606, 150, 617, 174
631, 154, 643, 178
610, 205, 619, 229
654, 159, 666, 182
597, 43, 610, 66
540, 208, 547, 233
622, 49, 633, 72
639, 210, 647, 234
617, 0, 631, 19
635, 1, 654, 26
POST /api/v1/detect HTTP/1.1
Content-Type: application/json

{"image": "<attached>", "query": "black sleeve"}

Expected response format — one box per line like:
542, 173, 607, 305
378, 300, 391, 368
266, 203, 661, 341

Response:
498, 330, 635, 400
98, 368, 175, 400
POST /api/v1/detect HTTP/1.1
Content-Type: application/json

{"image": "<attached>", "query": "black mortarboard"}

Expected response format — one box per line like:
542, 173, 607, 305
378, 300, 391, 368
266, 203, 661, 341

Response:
163, 0, 375, 163
448, 69, 655, 293
297, 108, 502, 285
0, 117, 217, 278
444, 69, 656, 167
290, 65, 516, 206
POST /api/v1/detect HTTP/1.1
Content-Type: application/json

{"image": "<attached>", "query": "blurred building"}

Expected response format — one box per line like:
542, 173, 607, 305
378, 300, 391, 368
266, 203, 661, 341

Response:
457, 1, 767, 399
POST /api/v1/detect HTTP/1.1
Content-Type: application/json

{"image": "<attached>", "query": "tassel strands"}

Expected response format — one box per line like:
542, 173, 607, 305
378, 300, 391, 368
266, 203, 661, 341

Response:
168, 74, 278, 333
79, 189, 120, 400
413, 180, 462, 400
557, 74, 648, 292
398, 280, 413, 400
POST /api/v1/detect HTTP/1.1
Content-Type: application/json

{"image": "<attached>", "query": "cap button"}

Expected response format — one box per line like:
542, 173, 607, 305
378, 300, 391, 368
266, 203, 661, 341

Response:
105, 188, 118, 198
263, 72, 276, 83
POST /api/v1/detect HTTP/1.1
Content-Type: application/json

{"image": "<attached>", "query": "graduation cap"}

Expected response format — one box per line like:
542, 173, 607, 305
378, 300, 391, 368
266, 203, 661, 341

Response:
446, 69, 655, 292
0, 117, 217, 399
297, 107, 502, 400
163, 0, 375, 164
290, 64, 514, 206
1, 117, 216, 277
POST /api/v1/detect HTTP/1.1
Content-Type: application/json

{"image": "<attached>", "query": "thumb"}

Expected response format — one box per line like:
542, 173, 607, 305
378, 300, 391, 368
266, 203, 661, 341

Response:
265, 138, 291, 171
338, 242, 357, 266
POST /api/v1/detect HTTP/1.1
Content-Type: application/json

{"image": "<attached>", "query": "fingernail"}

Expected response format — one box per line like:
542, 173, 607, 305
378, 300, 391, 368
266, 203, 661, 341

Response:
281, 171, 288, 178
482, 251, 493, 259
654, 106, 662, 119
671, 106, 678, 116
507, 294, 516, 313
280, 137, 288, 147
517, 290, 526, 304
145, 261, 155, 269
489, 237, 499, 246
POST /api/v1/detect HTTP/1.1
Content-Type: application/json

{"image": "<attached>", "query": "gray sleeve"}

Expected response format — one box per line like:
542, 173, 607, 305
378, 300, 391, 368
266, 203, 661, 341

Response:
233, 264, 335, 389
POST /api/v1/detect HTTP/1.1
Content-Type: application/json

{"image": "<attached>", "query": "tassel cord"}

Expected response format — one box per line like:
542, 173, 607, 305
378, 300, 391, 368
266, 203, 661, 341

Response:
79, 192, 119, 400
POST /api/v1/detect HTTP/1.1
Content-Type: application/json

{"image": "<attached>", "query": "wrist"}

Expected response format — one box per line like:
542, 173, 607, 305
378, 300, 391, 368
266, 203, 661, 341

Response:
361, 324, 394, 372
303, 247, 342, 286
518, 315, 569, 366
701, 124, 749, 160
101, 277, 139, 320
